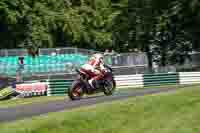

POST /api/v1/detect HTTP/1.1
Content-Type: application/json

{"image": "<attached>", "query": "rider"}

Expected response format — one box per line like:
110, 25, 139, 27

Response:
80, 53, 106, 89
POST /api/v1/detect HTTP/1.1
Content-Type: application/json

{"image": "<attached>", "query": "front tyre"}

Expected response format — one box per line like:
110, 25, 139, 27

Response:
68, 81, 84, 100
103, 80, 116, 96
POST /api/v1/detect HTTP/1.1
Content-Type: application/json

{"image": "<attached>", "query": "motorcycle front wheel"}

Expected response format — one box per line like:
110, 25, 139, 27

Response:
68, 81, 84, 100
103, 80, 116, 96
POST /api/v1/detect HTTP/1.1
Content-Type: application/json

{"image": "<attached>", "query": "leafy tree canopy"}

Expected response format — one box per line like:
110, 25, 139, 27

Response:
0, 0, 200, 66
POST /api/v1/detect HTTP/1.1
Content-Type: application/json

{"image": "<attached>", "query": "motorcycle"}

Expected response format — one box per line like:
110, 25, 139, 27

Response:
68, 65, 116, 100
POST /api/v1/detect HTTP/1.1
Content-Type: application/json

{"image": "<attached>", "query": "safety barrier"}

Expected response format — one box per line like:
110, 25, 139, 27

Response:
16, 82, 47, 97
179, 72, 200, 85
115, 74, 143, 88
47, 79, 73, 96
14, 72, 200, 96
143, 73, 179, 86
46, 72, 200, 96
47, 75, 144, 96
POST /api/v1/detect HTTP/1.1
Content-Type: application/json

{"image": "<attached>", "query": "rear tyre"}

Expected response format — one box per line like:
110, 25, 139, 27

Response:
68, 81, 84, 100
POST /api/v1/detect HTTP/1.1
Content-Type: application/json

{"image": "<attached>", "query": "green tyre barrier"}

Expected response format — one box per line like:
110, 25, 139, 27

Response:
143, 73, 179, 87
47, 79, 73, 96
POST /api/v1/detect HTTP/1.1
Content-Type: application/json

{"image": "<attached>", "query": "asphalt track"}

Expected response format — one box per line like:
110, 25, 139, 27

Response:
0, 87, 180, 123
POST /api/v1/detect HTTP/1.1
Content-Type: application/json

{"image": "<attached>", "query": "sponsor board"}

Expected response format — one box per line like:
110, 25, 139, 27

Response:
16, 82, 47, 93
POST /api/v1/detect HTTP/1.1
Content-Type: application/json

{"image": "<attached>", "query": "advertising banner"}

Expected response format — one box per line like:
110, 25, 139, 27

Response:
16, 82, 47, 93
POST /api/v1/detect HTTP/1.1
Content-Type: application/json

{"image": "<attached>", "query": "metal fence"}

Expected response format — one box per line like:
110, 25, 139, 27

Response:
1, 48, 200, 78
39, 47, 98, 55
0, 49, 28, 56
0, 47, 100, 57
0, 48, 149, 77
108, 52, 148, 67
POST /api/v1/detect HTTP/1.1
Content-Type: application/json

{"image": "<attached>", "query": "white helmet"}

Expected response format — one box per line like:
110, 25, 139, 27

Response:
90, 53, 104, 62
93, 53, 104, 59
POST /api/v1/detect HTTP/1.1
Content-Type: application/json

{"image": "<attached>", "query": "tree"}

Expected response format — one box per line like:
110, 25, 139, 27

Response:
0, 0, 120, 51
111, 0, 128, 52
151, 0, 200, 66
0, 0, 199, 68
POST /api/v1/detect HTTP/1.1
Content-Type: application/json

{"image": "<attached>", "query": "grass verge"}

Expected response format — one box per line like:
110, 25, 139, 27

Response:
0, 85, 200, 133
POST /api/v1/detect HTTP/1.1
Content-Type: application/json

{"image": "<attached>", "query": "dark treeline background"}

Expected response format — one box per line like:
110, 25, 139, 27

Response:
0, 0, 200, 66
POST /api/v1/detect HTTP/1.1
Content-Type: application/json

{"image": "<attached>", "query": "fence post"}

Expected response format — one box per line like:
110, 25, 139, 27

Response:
5, 49, 8, 57
75, 47, 78, 54
46, 79, 51, 96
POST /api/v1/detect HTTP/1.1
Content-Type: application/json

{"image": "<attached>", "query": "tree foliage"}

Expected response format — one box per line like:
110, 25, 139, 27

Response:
125, 0, 200, 66
0, 0, 200, 66
0, 0, 117, 49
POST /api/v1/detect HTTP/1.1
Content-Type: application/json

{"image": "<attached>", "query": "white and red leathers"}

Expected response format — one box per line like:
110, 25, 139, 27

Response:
80, 54, 106, 88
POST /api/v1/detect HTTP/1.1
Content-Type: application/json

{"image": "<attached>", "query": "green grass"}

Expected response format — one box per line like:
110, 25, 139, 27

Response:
1, 85, 200, 133
0, 96, 65, 108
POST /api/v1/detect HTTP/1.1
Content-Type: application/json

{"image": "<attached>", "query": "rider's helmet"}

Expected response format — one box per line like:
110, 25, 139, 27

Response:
93, 53, 104, 63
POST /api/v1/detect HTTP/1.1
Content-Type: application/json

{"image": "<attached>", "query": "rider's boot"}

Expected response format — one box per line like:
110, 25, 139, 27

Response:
88, 79, 95, 89
88, 78, 99, 89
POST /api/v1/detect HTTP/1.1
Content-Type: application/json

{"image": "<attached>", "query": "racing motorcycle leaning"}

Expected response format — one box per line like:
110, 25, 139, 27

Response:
68, 65, 116, 100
